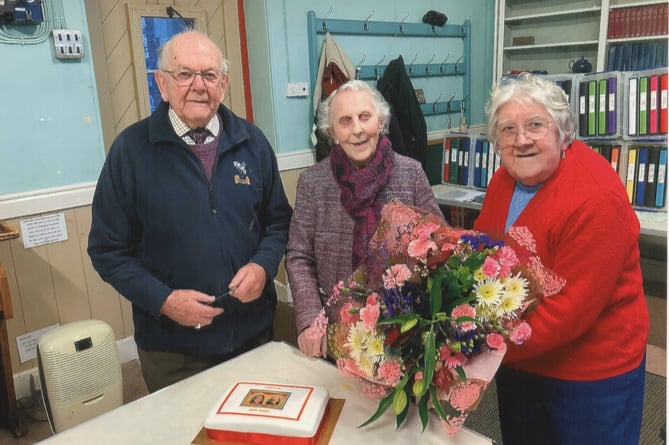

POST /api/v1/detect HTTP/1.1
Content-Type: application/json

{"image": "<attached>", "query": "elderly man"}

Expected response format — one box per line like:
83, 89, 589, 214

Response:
88, 31, 292, 392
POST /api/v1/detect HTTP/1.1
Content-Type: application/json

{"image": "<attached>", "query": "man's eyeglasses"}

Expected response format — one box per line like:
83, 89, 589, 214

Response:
162, 68, 223, 86
496, 117, 551, 147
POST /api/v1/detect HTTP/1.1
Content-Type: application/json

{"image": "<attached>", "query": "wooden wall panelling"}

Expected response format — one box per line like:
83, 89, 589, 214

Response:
45, 209, 92, 324
73, 207, 129, 340
3, 221, 58, 373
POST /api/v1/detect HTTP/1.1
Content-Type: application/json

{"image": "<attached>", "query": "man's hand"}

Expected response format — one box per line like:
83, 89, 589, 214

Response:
160, 289, 224, 328
228, 263, 267, 303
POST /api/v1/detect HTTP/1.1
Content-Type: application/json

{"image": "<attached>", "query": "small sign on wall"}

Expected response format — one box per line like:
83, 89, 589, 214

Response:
16, 324, 59, 363
19, 213, 68, 249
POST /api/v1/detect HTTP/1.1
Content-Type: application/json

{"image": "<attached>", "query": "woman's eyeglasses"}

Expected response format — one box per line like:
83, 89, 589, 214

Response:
496, 118, 551, 147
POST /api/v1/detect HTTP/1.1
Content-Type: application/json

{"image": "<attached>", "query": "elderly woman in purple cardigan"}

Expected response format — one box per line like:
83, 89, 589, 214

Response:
285, 80, 444, 358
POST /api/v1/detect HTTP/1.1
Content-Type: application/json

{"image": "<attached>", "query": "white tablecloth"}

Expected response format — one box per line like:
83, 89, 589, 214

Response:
37, 341, 493, 445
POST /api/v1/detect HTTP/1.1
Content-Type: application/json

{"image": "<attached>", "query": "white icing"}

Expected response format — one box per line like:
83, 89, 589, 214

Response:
204, 381, 329, 438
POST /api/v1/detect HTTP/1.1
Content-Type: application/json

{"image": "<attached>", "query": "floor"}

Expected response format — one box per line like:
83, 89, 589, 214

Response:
0, 360, 149, 444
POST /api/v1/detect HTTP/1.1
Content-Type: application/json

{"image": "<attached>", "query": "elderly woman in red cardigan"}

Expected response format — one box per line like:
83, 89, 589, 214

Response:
286, 80, 443, 358
475, 73, 649, 445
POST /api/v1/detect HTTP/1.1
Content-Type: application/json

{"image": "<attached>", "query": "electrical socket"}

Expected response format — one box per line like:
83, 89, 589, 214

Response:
286, 82, 309, 97
52, 29, 84, 60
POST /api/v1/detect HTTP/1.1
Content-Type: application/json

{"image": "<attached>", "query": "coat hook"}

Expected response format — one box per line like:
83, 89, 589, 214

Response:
425, 53, 435, 74
454, 55, 463, 73
461, 95, 470, 115
356, 54, 367, 67
363, 10, 375, 31
355, 55, 366, 79
374, 54, 386, 79
408, 52, 419, 75
432, 93, 443, 113
399, 11, 409, 33
446, 94, 456, 128
439, 54, 451, 73
322, 7, 333, 32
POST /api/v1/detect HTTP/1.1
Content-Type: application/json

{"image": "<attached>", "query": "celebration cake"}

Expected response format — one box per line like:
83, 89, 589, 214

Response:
204, 381, 330, 445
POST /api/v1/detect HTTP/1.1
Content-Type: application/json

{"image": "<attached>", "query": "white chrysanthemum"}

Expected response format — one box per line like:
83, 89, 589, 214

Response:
503, 274, 529, 301
346, 323, 366, 360
475, 303, 494, 322
473, 278, 503, 307
499, 291, 523, 314
357, 348, 376, 378
364, 334, 386, 363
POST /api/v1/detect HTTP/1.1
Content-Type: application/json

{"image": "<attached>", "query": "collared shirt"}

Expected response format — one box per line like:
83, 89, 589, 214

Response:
168, 107, 220, 145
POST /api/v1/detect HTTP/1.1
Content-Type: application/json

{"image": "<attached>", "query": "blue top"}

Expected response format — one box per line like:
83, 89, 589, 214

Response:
88, 101, 292, 358
505, 181, 542, 232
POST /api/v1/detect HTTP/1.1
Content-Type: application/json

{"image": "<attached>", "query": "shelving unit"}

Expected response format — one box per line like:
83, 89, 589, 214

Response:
434, 68, 668, 238
306, 10, 471, 124
494, 0, 668, 78
495, 0, 604, 78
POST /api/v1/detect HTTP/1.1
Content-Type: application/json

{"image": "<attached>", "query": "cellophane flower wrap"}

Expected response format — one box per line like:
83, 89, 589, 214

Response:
326, 201, 565, 436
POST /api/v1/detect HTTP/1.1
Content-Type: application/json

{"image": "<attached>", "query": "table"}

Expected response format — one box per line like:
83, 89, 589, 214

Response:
37, 341, 493, 445
432, 184, 668, 238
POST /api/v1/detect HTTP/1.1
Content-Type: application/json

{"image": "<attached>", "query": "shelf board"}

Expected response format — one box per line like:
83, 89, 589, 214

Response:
610, 0, 668, 10
607, 35, 669, 43
504, 40, 599, 51
504, 7, 601, 23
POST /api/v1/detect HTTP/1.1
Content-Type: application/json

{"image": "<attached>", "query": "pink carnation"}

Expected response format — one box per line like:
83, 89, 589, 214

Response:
383, 264, 412, 289
407, 238, 437, 261
485, 333, 506, 351
359, 297, 380, 331
498, 264, 513, 279
377, 360, 402, 386
412, 221, 440, 240
496, 245, 519, 267
451, 304, 476, 332
480, 256, 501, 278
509, 321, 532, 344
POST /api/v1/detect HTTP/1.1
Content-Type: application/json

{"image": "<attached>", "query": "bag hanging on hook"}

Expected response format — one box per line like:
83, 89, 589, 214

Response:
422, 10, 448, 27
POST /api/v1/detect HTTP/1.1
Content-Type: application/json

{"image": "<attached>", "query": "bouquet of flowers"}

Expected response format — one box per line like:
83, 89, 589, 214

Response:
326, 201, 564, 436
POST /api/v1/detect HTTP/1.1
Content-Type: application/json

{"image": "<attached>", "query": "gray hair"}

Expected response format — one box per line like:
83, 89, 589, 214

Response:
485, 72, 575, 148
157, 30, 230, 75
316, 80, 391, 143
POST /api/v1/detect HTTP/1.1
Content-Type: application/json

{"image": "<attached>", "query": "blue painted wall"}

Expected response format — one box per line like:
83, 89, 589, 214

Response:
0, 0, 105, 195
243, 0, 495, 154
0, 1, 495, 195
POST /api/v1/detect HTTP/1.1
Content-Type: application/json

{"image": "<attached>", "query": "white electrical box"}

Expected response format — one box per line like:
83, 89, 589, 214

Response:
52, 29, 84, 60
286, 82, 310, 97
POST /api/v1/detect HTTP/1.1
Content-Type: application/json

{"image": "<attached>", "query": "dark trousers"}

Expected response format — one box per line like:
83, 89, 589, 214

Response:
496, 356, 646, 445
138, 330, 271, 393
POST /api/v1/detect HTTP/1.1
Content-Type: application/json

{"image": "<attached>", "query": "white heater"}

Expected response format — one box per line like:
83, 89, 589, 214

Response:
37, 319, 123, 433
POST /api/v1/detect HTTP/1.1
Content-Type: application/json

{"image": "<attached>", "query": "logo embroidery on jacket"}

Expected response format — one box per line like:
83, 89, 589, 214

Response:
233, 161, 251, 185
